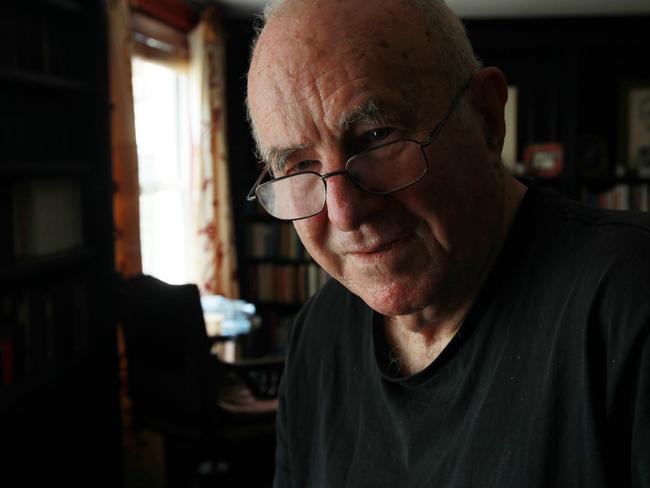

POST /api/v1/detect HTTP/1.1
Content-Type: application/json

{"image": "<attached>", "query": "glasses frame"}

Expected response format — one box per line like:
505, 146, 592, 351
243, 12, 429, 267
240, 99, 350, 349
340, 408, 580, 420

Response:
246, 76, 473, 221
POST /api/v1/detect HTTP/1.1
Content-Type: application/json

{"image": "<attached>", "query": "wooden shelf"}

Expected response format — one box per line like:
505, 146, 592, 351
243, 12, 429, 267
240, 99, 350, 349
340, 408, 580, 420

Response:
579, 176, 650, 185
43, 0, 87, 14
0, 2, 122, 483
0, 355, 89, 419
253, 301, 304, 311
0, 247, 94, 282
0, 161, 94, 176
0, 68, 93, 93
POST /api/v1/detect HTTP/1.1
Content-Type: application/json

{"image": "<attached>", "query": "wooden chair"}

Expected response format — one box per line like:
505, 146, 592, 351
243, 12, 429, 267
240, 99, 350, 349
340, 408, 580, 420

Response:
117, 274, 284, 487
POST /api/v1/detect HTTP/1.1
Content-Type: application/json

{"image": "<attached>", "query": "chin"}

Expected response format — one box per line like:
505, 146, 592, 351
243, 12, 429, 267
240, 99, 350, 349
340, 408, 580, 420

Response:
347, 275, 436, 317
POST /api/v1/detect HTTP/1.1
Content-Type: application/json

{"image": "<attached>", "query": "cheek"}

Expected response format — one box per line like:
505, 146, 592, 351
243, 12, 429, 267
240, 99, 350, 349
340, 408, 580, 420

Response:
294, 212, 348, 280
394, 165, 473, 254
293, 214, 329, 258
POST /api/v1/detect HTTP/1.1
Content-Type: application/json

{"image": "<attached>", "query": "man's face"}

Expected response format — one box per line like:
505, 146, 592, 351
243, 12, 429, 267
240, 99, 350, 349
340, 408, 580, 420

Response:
248, 1, 504, 317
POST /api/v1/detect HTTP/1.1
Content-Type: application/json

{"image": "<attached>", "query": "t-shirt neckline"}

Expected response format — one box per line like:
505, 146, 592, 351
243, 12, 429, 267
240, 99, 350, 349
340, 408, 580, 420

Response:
369, 178, 540, 386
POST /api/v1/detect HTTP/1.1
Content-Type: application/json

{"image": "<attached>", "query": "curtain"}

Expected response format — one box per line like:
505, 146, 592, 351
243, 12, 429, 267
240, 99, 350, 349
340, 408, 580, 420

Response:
107, 0, 142, 277
188, 8, 240, 298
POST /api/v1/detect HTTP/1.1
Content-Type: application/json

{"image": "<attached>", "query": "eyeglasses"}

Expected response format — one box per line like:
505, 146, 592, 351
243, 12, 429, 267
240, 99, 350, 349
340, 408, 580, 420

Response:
246, 77, 472, 221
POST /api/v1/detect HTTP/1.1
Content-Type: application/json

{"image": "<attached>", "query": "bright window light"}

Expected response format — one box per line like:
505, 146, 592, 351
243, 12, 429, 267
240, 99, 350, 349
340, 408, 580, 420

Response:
132, 56, 192, 285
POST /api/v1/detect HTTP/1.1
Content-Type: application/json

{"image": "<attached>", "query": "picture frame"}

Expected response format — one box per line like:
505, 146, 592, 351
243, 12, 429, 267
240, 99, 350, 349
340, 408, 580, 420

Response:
523, 142, 564, 178
620, 82, 650, 177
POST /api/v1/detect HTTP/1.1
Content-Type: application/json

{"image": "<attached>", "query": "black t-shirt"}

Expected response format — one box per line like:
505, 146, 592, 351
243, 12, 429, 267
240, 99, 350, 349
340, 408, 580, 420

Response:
274, 181, 650, 488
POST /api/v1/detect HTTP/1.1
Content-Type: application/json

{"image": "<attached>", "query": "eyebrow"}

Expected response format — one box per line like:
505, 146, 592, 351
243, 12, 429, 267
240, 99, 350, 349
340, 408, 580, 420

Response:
338, 99, 386, 131
260, 99, 388, 174
261, 144, 309, 175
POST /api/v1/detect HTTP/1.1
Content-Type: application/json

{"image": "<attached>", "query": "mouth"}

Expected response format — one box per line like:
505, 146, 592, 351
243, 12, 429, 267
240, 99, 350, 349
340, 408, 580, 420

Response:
346, 234, 411, 259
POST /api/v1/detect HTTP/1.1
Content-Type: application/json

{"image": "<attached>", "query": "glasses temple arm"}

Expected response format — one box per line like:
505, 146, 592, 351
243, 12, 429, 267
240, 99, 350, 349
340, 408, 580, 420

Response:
422, 76, 474, 147
246, 167, 270, 201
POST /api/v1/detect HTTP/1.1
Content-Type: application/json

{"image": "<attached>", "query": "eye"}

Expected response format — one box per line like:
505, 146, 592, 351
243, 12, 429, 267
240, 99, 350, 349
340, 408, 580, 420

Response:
285, 159, 319, 175
361, 127, 397, 148
368, 127, 393, 141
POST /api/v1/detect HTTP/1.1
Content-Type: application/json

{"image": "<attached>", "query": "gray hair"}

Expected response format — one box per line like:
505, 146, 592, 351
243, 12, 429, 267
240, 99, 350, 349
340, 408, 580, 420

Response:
247, 0, 482, 159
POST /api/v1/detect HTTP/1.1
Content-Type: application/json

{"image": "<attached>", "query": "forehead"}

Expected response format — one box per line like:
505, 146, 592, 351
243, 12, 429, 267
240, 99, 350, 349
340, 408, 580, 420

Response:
247, 1, 445, 154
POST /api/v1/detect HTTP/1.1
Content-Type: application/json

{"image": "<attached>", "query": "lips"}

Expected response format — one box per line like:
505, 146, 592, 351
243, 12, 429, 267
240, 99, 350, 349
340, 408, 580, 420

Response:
345, 234, 410, 256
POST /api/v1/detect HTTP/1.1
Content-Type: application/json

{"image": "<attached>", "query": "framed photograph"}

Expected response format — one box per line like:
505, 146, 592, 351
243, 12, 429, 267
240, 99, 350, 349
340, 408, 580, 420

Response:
620, 82, 650, 177
524, 142, 564, 178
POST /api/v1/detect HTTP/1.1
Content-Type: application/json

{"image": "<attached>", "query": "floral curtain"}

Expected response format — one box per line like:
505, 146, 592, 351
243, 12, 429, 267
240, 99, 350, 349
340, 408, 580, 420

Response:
107, 0, 142, 277
188, 8, 240, 297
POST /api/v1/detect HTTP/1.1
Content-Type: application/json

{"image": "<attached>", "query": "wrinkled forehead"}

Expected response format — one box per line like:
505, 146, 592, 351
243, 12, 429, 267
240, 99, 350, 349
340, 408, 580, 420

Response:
254, 0, 426, 66
247, 1, 448, 155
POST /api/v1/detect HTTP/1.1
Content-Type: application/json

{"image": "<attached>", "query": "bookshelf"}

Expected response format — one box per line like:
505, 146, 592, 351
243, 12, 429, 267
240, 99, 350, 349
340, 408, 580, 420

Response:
465, 15, 650, 204
0, 2, 122, 487
241, 212, 329, 355
244, 218, 328, 303
580, 178, 650, 212
224, 19, 332, 357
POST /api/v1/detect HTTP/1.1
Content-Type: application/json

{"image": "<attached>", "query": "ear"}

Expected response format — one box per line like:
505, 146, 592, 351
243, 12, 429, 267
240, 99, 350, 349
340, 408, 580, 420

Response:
470, 67, 508, 155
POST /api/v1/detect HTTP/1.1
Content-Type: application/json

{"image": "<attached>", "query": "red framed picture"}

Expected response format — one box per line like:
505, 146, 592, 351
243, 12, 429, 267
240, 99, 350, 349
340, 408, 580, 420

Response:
523, 142, 564, 178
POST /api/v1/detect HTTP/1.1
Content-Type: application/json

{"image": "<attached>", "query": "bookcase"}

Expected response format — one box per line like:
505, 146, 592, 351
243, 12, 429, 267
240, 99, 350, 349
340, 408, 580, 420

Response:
245, 217, 329, 304
465, 15, 650, 209
240, 210, 329, 355
224, 19, 330, 357
0, 1, 122, 486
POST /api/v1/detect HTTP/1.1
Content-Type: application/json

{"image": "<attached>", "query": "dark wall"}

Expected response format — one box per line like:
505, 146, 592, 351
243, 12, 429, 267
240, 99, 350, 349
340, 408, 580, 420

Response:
466, 16, 650, 195
225, 15, 650, 199
224, 18, 258, 310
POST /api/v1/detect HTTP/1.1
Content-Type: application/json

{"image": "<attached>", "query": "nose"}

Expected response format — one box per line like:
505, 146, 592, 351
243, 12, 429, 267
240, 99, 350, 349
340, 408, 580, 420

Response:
324, 171, 384, 231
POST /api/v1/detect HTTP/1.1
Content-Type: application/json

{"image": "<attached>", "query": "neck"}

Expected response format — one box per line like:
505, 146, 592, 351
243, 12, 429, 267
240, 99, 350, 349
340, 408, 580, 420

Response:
384, 172, 527, 375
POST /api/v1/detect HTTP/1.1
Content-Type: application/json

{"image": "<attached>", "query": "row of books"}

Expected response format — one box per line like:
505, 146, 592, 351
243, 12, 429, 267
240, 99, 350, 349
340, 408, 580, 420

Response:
0, 278, 90, 387
10, 178, 85, 259
581, 183, 649, 212
0, 179, 85, 267
0, 3, 90, 81
263, 311, 295, 356
247, 262, 330, 304
0, 89, 93, 162
246, 222, 309, 260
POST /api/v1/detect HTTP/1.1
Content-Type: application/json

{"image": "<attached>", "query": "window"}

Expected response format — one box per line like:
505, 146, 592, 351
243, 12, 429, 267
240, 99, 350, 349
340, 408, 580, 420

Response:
132, 56, 192, 284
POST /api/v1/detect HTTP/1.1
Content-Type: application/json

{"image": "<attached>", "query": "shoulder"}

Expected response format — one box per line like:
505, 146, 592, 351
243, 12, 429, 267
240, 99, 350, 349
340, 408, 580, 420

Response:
551, 188, 649, 339
523, 184, 650, 272
283, 278, 370, 371
535, 184, 650, 243
537, 184, 650, 286
288, 278, 368, 350
522, 182, 650, 336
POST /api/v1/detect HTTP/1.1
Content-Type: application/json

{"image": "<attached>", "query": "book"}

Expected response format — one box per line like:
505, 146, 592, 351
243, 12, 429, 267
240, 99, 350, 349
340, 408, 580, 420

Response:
12, 178, 84, 257
0, 296, 15, 386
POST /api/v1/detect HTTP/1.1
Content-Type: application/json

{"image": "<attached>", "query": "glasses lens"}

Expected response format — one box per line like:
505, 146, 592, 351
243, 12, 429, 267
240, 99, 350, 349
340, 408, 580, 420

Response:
348, 140, 426, 194
256, 172, 325, 220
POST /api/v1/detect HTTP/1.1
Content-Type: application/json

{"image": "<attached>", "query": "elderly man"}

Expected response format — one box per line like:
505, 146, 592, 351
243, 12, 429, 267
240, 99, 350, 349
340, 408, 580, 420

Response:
246, 0, 650, 486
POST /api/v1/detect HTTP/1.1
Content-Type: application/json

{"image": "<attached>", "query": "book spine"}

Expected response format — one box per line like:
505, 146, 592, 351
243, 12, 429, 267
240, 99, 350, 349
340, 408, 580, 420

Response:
0, 296, 15, 386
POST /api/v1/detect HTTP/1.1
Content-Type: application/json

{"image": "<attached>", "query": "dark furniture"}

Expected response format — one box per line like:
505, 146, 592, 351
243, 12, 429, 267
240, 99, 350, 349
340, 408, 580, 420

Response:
0, 1, 122, 486
118, 274, 284, 487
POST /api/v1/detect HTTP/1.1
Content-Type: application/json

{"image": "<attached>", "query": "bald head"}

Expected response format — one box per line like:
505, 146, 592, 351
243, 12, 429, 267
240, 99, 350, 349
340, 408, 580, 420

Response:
244, 0, 519, 319
247, 0, 480, 159
258, 0, 479, 84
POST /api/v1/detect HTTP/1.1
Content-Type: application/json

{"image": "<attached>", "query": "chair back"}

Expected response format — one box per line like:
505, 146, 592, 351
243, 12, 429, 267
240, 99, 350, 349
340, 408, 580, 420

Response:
119, 274, 215, 437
